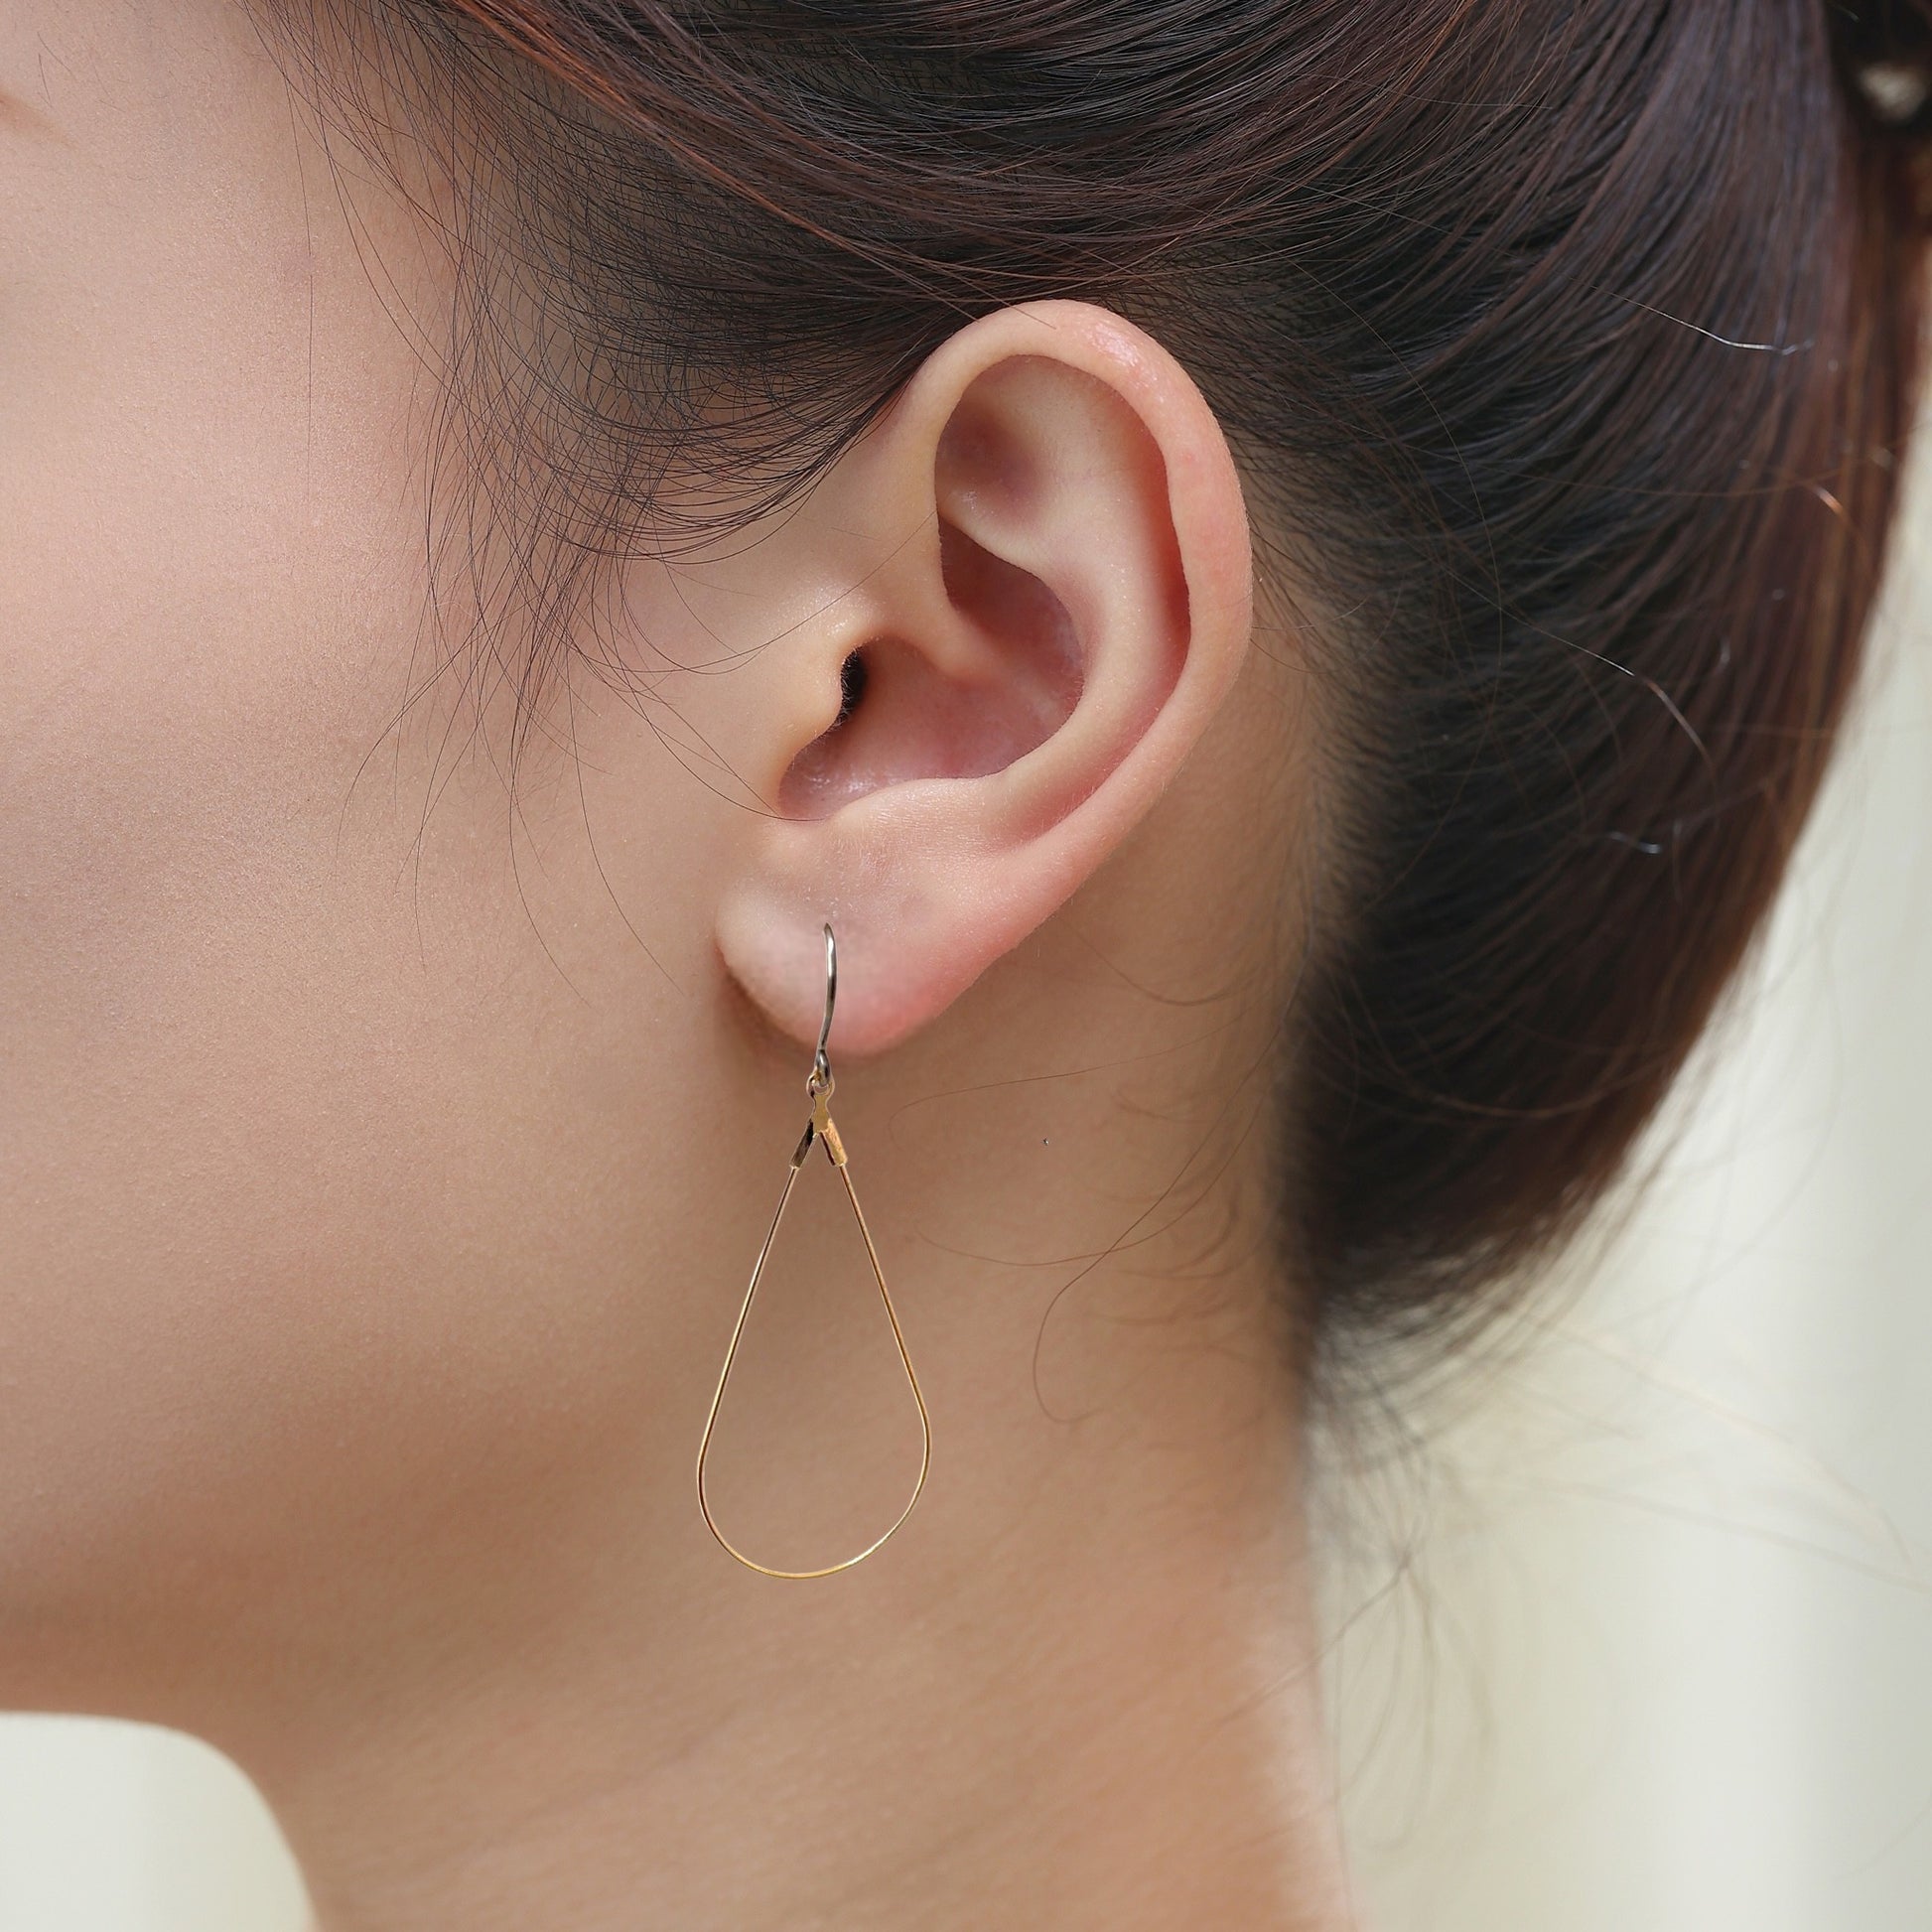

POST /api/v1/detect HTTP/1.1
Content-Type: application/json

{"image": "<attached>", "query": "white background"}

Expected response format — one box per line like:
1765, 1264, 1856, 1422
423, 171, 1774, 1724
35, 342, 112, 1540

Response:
1, 487, 1928, 1931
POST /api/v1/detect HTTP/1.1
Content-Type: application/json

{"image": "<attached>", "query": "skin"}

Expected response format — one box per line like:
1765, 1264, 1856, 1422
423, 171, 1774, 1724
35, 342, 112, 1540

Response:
0, 5, 1350, 1929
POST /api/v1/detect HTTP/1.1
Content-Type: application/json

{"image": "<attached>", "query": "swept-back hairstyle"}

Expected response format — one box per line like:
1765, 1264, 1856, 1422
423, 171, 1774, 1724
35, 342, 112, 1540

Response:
265, 0, 1932, 1369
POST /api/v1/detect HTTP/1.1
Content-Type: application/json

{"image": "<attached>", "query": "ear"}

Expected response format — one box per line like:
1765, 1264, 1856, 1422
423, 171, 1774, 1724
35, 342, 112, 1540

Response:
714, 300, 1253, 1057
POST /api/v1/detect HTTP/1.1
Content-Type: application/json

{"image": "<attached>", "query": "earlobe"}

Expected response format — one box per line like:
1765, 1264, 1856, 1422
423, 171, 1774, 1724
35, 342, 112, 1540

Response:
715, 301, 1253, 1058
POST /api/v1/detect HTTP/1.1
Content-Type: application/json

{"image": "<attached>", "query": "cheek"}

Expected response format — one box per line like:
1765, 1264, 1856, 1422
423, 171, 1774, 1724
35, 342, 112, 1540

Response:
0, 9, 445, 1103
0, 11, 628, 1657
0, 7, 746, 1694
0, 262, 603, 1664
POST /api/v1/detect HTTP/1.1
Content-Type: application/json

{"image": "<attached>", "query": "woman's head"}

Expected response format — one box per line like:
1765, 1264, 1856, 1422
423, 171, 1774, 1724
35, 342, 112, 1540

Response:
0, 0, 1921, 1764
270, 0, 1927, 1340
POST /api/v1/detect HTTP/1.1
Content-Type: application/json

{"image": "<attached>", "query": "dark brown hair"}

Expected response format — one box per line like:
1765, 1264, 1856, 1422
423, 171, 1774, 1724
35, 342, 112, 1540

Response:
272, 0, 1931, 1369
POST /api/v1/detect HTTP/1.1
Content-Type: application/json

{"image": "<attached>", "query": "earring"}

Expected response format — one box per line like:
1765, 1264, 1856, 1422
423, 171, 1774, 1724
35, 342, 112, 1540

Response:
696, 923, 932, 1579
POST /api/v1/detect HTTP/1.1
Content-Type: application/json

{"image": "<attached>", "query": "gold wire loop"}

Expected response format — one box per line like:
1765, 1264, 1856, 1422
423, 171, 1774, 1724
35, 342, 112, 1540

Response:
696, 923, 932, 1580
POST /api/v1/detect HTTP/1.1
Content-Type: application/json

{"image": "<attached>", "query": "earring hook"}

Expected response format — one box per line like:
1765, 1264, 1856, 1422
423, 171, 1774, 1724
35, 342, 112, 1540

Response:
810, 922, 836, 1096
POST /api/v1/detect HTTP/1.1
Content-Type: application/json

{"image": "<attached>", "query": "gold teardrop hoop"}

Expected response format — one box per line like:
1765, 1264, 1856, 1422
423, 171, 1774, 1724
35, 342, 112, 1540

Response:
696, 925, 932, 1579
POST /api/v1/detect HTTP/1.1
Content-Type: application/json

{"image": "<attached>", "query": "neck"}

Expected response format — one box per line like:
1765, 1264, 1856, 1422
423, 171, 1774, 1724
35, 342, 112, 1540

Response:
201, 897, 1351, 1930
236, 1250, 1351, 1932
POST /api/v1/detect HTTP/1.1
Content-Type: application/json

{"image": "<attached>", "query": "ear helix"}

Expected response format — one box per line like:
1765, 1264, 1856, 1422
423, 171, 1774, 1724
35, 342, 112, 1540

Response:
695, 924, 932, 1579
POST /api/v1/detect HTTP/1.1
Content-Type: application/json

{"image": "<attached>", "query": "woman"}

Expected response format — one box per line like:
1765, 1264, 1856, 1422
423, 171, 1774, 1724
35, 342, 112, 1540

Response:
2, 2, 1924, 1926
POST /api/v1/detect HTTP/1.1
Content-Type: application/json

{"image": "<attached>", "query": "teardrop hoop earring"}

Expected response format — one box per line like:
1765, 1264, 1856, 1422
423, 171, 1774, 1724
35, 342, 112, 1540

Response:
696, 924, 932, 1579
